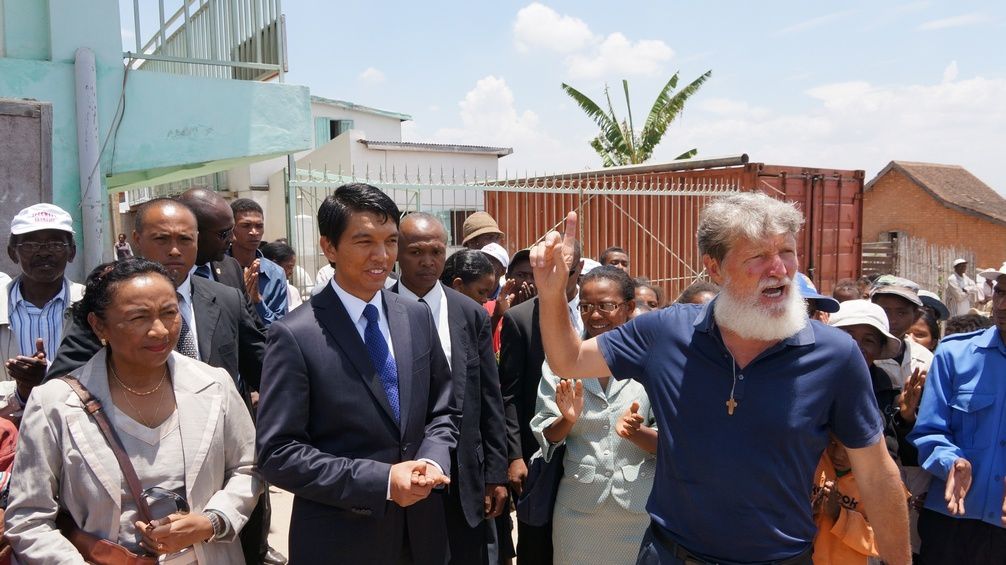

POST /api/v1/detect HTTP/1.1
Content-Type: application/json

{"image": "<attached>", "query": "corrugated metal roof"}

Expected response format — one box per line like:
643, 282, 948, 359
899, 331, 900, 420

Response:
866, 161, 1006, 226
358, 139, 513, 156
310, 96, 412, 121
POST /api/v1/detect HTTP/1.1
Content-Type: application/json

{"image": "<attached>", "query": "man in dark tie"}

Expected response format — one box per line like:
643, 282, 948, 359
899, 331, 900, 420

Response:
256, 184, 458, 564
393, 213, 508, 564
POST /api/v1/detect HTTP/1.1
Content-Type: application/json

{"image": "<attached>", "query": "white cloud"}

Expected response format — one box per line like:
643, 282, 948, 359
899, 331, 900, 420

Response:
917, 13, 990, 31
513, 3, 595, 53
566, 33, 673, 80
942, 60, 958, 83
665, 73, 1006, 193
512, 4, 673, 80
358, 67, 386, 84
408, 75, 587, 174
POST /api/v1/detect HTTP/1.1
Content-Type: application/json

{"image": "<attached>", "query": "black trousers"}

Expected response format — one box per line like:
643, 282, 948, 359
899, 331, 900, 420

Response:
918, 507, 1006, 564
515, 518, 552, 565
240, 489, 272, 564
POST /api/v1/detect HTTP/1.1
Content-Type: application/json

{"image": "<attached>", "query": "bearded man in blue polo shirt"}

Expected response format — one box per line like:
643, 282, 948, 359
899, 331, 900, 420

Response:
529, 192, 910, 565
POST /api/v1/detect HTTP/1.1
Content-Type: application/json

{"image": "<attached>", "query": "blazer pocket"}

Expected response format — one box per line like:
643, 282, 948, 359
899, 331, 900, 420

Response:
569, 463, 595, 483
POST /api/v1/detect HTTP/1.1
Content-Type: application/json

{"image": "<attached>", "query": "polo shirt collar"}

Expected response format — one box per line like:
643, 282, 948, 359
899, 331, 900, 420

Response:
693, 296, 816, 347
11, 276, 70, 309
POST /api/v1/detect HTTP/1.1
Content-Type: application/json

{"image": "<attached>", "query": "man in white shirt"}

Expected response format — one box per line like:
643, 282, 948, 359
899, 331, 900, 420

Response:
945, 258, 981, 317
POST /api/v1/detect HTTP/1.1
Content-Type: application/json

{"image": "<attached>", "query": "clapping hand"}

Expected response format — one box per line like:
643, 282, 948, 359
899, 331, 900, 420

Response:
945, 458, 972, 516
243, 259, 261, 304
555, 379, 584, 424
616, 401, 644, 439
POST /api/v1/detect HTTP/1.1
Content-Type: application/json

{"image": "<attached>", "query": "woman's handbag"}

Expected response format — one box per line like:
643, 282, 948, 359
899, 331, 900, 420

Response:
55, 377, 158, 565
515, 444, 566, 527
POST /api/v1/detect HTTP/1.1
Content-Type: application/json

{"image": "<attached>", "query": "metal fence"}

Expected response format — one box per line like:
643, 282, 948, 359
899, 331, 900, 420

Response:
125, 0, 285, 80
288, 167, 739, 301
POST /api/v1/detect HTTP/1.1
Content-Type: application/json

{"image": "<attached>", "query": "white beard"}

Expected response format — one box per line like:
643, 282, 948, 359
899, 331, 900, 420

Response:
713, 277, 808, 341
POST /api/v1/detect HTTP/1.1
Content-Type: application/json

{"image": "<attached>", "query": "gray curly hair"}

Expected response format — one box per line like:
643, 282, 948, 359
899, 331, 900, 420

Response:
697, 192, 804, 262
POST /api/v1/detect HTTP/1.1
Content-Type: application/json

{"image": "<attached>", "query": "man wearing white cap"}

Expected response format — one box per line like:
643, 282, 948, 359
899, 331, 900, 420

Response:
1, 203, 84, 417
945, 258, 980, 317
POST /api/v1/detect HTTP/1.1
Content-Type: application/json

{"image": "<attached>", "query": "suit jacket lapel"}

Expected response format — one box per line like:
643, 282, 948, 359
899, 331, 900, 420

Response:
384, 290, 412, 438
190, 278, 220, 362
445, 293, 468, 409
312, 286, 399, 426
170, 353, 222, 500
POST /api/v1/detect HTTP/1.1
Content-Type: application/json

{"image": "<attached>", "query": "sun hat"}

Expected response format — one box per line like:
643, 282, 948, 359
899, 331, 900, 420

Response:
480, 242, 509, 270
10, 203, 75, 235
829, 299, 902, 360
870, 275, 923, 307
917, 290, 950, 320
795, 272, 840, 313
461, 212, 503, 245
952, 258, 968, 267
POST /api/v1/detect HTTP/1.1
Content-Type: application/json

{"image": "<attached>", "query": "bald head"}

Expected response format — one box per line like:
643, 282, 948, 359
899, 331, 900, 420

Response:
177, 188, 235, 264
400, 212, 448, 243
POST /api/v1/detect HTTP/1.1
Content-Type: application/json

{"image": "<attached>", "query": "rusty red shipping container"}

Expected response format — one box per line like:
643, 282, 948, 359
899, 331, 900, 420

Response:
485, 156, 864, 302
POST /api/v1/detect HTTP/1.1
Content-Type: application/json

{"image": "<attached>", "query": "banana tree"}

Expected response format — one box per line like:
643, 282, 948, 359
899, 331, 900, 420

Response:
562, 70, 711, 166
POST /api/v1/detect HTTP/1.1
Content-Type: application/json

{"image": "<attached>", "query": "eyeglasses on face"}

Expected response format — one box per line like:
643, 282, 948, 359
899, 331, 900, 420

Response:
14, 241, 71, 254
215, 227, 234, 241
577, 301, 624, 314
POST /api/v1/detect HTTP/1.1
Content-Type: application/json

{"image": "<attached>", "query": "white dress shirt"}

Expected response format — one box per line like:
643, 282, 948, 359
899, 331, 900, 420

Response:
398, 282, 451, 371
176, 273, 200, 358
328, 279, 444, 496
568, 288, 584, 337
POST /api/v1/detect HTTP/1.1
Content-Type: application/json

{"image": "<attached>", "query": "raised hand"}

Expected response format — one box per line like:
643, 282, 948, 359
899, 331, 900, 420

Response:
945, 458, 972, 515
616, 401, 644, 439
530, 212, 577, 299
897, 367, 926, 423
555, 379, 584, 423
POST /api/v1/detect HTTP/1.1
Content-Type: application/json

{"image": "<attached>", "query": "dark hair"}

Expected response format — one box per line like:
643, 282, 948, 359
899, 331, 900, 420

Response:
581, 266, 634, 301
441, 249, 494, 286
944, 313, 993, 337
134, 197, 195, 234
230, 198, 264, 217
632, 277, 665, 305
916, 308, 941, 346
73, 257, 173, 327
260, 241, 296, 264
598, 246, 626, 264
318, 183, 401, 244
676, 280, 720, 304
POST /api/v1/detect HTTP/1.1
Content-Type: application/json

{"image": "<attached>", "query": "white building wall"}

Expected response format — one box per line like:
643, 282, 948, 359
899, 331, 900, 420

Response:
311, 102, 403, 143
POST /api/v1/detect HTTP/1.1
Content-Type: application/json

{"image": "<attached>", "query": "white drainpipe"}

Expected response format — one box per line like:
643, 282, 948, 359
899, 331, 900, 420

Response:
74, 47, 104, 273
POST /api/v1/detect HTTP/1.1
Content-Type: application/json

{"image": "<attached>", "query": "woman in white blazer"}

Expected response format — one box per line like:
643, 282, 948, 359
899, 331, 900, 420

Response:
531, 266, 657, 565
4, 258, 261, 564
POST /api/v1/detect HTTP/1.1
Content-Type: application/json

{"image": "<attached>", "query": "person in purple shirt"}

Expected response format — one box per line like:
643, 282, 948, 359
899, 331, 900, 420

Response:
528, 192, 910, 565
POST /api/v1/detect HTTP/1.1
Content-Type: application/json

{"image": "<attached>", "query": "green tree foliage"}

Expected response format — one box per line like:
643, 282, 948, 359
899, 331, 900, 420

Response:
562, 70, 712, 167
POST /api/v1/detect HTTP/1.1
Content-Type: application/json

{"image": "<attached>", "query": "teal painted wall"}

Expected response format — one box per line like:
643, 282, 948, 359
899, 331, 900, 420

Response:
2, 0, 50, 60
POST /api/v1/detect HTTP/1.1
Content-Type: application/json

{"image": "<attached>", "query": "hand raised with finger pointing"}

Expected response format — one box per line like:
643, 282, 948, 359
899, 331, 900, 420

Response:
530, 212, 578, 299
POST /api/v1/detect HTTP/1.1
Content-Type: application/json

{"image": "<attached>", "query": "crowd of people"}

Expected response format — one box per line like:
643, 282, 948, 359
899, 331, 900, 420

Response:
0, 185, 1002, 565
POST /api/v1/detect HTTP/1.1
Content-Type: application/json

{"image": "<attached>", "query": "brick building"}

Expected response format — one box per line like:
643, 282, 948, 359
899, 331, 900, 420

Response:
863, 161, 1006, 269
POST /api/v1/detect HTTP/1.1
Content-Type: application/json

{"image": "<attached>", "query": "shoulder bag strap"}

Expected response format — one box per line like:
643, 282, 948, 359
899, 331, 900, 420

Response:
57, 376, 155, 524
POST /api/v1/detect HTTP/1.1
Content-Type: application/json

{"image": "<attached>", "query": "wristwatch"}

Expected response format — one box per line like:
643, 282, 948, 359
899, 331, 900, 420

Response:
202, 510, 228, 541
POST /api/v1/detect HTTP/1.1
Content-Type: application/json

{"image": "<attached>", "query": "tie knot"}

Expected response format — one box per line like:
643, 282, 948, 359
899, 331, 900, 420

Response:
363, 303, 380, 324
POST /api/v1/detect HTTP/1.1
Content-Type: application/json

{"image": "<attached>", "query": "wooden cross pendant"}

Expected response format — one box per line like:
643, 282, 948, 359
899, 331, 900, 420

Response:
726, 397, 738, 416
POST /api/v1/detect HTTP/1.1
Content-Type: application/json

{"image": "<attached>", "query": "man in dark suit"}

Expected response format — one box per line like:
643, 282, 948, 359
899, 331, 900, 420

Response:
394, 213, 508, 564
499, 242, 582, 565
255, 184, 458, 564
177, 188, 249, 296
49, 198, 265, 395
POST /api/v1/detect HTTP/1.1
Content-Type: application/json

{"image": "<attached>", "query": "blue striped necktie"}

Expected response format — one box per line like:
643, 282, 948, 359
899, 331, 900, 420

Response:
363, 304, 400, 423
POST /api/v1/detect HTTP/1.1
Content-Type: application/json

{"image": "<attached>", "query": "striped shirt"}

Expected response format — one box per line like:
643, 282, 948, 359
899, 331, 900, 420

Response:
8, 278, 71, 362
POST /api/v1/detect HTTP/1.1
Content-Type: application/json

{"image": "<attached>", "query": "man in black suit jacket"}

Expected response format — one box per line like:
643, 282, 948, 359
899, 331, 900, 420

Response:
177, 188, 252, 298
499, 243, 582, 565
49, 199, 265, 395
394, 213, 508, 564
256, 184, 458, 564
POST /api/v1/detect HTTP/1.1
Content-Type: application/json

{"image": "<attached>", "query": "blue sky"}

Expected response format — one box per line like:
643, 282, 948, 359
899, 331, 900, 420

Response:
128, 1, 1006, 190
